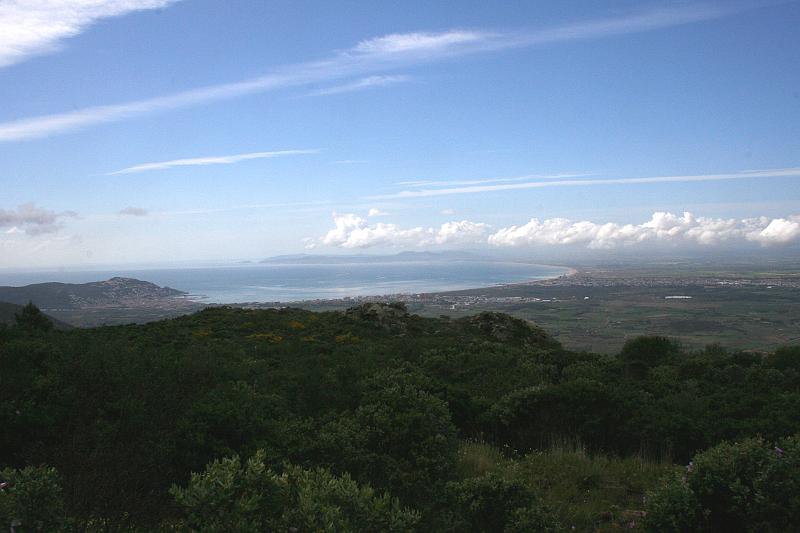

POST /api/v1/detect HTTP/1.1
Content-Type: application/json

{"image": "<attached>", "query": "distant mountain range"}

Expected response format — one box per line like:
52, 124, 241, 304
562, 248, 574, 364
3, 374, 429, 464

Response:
261, 250, 489, 264
0, 277, 186, 310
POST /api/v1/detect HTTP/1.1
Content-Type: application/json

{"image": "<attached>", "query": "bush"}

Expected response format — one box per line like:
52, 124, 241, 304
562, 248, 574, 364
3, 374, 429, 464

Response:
769, 346, 800, 372
0, 465, 66, 532
13, 303, 53, 332
620, 336, 681, 378
170, 450, 287, 532
642, 472, 699, 532
644, 434, 800, 532
280, 465, 419, 532
344, 366, 459, 507
171, 450, 419, 532
436, 473, 559, 532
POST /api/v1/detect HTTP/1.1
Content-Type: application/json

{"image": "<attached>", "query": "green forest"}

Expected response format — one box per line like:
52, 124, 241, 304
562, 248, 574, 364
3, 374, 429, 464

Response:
1, 302, 799, 532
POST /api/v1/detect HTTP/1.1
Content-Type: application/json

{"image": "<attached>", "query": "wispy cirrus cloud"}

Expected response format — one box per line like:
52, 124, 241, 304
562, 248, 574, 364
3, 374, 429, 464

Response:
370, 168, 800, 200
305, 75, 412, 97
351, 30, 491, 55
0, 0, 180, 69
396, 172, 592, 188
0, 3, 754, 142
107, 149, 318, 175
330, 159, 369, 165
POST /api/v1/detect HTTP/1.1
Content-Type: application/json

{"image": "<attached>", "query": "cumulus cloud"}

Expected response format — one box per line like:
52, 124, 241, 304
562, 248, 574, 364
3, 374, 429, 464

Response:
0, 0, 180, 68
118, 206, 148, 216
747, 218, 800, 246
0, 203, 77, 235
314, 211, 800, 250
317, 213, 489, 249
488, 212, 800, 249
367, 208, 388, 217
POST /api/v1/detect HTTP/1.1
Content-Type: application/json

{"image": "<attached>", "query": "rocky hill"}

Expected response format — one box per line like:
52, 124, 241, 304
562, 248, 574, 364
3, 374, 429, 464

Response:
0, 277, 188, 310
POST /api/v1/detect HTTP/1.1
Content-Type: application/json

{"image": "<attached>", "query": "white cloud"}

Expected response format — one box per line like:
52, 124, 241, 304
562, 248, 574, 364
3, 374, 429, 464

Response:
436, 220, 490, 245
440, 209, 455, 216
397, 172, 590, 187
489, 212, 800, 249
371, 168, 800, 200
107, 149, 317, 175
0, 0, 180, 69
367, 208, 388, 217
315, 211, 800, 250
318, 213, 489, 249
330, 159, 368, 165
305, 75, 411, 97
747, 218, 800, 245
118, 206, 148, 216
0, 203, 77, 235
0, 4, 752, 142
352, 30, 491, 55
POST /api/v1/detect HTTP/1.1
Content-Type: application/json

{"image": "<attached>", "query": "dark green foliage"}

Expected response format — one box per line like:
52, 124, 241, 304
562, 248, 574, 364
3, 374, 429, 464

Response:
769, 345, 800, 373
171, 451, 285, 532
171, 449, 419, 532
0, 465, 67, 532
13, 302, 53, 332
1, 304, 799, 530
349, 367, 459, 505
620, 336, 680, 378
645, 435, 800, 532
436, 473, 559, 532
288, 364, 459, 508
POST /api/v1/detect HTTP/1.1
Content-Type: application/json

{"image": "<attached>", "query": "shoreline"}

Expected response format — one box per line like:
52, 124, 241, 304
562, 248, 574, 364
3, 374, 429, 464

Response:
220, 263, 578, 306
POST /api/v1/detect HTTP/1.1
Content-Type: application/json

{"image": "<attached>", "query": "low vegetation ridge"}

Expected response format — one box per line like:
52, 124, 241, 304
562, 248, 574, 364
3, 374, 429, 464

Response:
0, 301, 72, 329
1, 302, 798, 531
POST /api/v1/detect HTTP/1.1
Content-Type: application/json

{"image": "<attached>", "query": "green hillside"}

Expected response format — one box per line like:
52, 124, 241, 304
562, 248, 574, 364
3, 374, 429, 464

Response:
1, 303, 798, 531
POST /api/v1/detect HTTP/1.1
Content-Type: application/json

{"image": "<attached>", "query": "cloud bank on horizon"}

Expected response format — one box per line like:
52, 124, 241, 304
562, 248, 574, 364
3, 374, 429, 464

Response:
313, 211, 800, 250
314, 213, 490, 249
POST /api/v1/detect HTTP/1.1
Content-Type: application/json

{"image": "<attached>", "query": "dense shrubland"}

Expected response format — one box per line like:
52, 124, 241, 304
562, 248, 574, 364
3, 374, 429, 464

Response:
1, 303, 798, 531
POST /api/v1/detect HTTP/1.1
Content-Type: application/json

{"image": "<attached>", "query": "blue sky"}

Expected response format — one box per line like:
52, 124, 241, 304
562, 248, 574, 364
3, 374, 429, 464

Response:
1, 0, 799, 268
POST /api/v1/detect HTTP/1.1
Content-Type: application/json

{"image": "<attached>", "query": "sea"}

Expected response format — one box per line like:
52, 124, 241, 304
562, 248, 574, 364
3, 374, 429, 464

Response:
0, 260, 569, 304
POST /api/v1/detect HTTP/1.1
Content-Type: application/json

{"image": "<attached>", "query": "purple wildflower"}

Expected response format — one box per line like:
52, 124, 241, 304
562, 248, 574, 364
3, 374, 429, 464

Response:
686, 461, 694, 473
0, 482, 8, 490
775, 447, 785, 458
